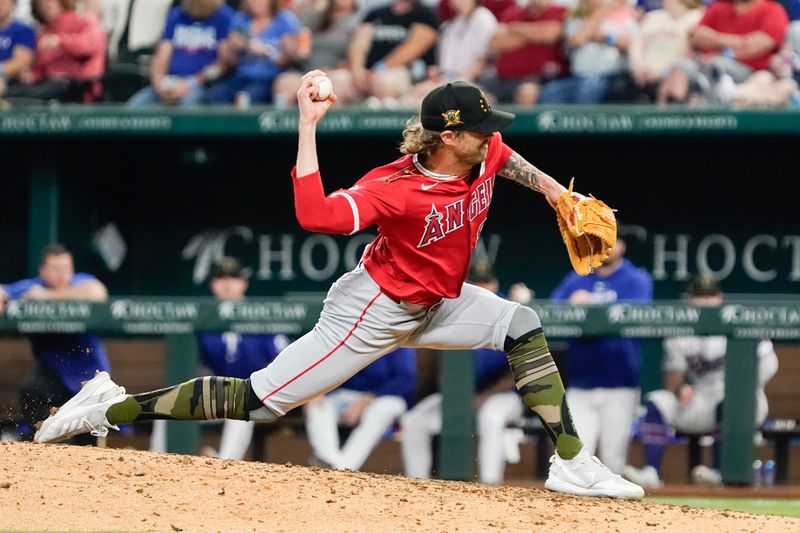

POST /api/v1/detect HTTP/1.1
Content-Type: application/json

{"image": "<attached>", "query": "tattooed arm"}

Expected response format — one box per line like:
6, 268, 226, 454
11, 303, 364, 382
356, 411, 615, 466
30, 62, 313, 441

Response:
498, 151, 567, 208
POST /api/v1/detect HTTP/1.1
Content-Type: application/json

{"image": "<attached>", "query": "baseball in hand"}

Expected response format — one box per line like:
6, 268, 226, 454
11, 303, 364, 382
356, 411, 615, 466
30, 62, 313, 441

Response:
313, 75, 333, 101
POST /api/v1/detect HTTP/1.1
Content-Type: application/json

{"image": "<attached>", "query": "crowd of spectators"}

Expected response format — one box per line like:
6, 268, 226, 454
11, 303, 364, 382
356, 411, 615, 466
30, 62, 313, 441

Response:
1, 0, 800, 108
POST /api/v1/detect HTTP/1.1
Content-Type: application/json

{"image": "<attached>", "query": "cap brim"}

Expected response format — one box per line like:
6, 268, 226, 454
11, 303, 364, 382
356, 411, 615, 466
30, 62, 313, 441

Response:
466, 109, 516, 133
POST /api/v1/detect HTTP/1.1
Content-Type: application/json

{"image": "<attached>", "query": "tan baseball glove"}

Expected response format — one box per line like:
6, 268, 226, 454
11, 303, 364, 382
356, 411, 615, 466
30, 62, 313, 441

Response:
555, 178, 617, 276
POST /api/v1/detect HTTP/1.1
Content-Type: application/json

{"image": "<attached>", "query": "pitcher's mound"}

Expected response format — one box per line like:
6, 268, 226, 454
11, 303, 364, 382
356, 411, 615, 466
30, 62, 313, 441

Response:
0, 441, 795, 532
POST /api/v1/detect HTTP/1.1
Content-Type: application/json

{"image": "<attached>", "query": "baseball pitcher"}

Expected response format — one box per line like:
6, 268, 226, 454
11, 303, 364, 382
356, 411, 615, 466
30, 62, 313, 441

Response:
35, 71, 642, 499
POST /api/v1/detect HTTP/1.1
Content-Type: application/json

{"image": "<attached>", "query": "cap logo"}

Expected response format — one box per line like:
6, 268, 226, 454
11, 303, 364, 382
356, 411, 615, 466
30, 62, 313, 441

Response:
479, 91, 489, 113
441, 109, 463, 127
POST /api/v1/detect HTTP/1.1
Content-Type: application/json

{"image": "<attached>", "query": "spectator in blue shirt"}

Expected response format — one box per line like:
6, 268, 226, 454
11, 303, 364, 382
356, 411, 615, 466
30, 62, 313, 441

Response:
150, 257, 289, 459
305, 347, 417, 471
204, 0, 304, 104
0, 0, 35, 96
0, 243, 109, 442
128, 0, 234, 106
551, 235, 653, 475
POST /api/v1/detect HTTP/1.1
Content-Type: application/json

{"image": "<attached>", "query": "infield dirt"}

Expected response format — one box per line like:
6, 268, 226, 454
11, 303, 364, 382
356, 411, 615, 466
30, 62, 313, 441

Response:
0, 441, 797, 532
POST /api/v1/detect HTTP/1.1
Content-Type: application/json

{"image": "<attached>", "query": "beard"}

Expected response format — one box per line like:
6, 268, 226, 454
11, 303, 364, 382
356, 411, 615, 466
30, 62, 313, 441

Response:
459, 142, 489, 167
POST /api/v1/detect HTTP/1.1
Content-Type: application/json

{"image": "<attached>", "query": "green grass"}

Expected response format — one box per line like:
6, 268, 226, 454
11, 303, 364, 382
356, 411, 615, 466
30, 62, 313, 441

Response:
646, 497, 800, 518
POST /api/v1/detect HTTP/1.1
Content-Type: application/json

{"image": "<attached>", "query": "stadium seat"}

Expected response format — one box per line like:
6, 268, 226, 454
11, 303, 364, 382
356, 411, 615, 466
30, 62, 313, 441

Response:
127, 0, 172, 54
103, 0, 172, 102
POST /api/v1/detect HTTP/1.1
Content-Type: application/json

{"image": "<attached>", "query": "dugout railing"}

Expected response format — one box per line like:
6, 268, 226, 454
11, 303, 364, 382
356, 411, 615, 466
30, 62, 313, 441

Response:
1, 297, 797, 486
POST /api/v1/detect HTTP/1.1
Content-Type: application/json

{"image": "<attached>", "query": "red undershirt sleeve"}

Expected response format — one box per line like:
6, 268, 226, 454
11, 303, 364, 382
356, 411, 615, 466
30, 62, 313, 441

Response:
292, 167, 358, 234
292, 167, 397, 234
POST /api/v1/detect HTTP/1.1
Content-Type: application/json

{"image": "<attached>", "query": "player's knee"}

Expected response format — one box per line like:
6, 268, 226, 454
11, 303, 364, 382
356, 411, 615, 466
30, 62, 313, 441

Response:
504, 305, 542, 350
379, 396, 408, 417
244, 379, 281, 422
364, 396, 406, 422
400, 411, 424, 433
477, 404, 505, 433
645, 392, 673, 416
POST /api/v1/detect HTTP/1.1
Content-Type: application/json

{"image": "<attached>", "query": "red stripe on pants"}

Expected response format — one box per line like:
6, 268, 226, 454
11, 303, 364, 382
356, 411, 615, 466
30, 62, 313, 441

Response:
261, 291, 382, 402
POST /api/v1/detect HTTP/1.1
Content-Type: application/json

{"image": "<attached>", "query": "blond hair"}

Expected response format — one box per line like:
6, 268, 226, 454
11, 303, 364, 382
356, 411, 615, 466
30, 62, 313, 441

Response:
183, 0, 223, 19
572, 0, 592, 20
679, 0, 702, 9
399, 117, 443, 157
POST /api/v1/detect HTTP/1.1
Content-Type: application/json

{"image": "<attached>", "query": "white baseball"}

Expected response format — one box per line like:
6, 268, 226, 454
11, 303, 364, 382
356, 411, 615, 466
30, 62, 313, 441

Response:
313, 75, 332, 101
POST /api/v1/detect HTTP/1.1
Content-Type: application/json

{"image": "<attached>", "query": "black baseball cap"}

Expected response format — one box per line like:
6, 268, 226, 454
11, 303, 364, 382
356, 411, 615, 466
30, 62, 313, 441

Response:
211, 257, 246, 280
421, 82, 515, 134
686, 274, 721, 296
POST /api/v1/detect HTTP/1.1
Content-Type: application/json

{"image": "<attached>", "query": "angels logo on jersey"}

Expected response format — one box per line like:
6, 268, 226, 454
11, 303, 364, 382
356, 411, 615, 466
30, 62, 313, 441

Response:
418, 200, 464, 248
417, 177, 495, 248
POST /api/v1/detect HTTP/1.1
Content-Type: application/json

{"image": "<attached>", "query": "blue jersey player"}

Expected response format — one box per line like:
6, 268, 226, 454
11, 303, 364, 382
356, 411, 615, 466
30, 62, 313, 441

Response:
551, 236, 653, 474
0, 243, 109, 442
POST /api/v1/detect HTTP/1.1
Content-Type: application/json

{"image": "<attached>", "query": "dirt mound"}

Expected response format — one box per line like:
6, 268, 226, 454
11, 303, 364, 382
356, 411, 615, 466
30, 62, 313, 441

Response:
0, 441, 796, 532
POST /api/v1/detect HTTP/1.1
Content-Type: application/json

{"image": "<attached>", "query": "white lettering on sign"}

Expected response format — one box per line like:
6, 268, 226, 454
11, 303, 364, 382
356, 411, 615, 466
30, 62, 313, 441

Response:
184, 227, 503, 285
696, 234, 736, 280
173, 25, 218, 50
652, 234, 691, 281
258, 234, 296, 281
182, 226, 253, 284
111, 300, 199, 320
631, 227, 800, 284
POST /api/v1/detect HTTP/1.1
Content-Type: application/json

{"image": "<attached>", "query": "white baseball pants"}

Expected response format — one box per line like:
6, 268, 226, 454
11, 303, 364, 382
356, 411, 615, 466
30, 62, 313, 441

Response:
250, 264, 518, 418
305, 388, 407, 470
565, 387, 639, 474
400, 391, 524, 484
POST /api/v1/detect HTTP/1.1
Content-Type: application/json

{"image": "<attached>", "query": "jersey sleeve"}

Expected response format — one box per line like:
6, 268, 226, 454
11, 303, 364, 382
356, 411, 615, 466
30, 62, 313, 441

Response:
292, 167, 367, 234
292, 166, 403, 234
217, 6, 235, 39
697, 2, 723, 32
757, 339, 779, 386
1, 278, 39, 299
161, 8, 180, 41
279, 10, 302, 34
760, 3, 788, 46
550, 273, 581, 302
414, 5, 439, 30
16, 24, 36, 51
542, 5, 568, 22
616, 270, 653, 302
71, 273, 99, 285
662, 337, 689, 374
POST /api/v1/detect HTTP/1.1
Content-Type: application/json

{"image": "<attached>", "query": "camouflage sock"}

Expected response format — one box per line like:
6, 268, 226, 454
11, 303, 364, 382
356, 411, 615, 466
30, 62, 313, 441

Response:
106, 377, 250, 425
506, 327, 583, 460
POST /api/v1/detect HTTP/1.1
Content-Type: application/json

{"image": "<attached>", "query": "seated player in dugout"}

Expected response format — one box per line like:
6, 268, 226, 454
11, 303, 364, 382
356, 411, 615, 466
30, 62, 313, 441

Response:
304, 346, 416, 471
623, 274, 779, 488
0, 243, 109, 443
35, 71, 644, 499
402, 261, 534, 485
150, 257, 290, 459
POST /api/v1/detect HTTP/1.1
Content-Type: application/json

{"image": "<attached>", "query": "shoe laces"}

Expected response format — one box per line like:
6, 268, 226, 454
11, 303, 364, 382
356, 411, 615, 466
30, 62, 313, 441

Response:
85, 419, 110, 437
85, 417, 118, 437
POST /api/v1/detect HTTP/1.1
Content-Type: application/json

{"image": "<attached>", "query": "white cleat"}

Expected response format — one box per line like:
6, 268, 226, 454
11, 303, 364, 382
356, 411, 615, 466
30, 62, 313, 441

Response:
691, 465, 722, 486
622, 465, 663, 488
545, 448, 645, 499
34, 371, 127, 443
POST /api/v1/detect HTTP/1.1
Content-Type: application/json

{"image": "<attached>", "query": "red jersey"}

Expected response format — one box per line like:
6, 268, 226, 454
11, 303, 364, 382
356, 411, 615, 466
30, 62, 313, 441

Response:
495, 5, 568, 80
292, 132, 513, 306
698, 0, 788, 71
